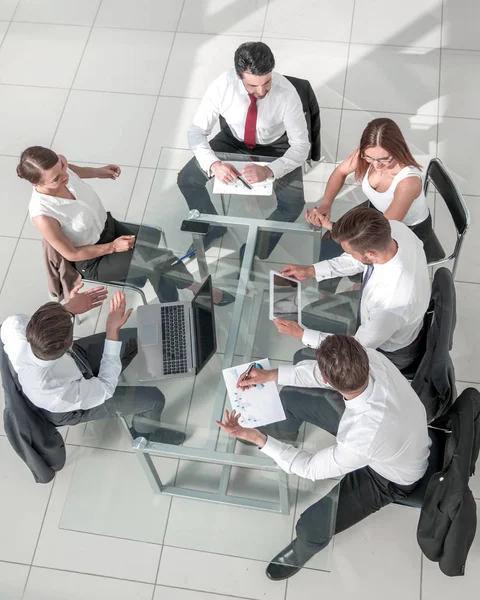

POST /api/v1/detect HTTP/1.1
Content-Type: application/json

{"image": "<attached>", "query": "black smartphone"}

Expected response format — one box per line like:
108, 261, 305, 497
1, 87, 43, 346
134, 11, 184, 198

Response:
181, 220, 211, 235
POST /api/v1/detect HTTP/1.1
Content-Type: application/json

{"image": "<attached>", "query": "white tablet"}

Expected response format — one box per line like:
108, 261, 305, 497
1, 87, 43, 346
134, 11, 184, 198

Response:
269, 270, 302, 323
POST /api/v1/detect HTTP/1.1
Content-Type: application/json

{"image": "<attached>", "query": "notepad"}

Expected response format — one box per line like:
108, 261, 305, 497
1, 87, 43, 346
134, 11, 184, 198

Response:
213, 161, 273, 196
222, 358, 286, 428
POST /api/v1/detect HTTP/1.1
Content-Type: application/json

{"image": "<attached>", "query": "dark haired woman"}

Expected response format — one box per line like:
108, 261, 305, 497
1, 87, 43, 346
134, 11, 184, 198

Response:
18, 146, 234, 305
308, 118, 435, 260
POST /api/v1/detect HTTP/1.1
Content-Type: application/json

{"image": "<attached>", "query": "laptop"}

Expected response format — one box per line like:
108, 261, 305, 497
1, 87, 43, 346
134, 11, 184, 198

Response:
136, 275, 217, 381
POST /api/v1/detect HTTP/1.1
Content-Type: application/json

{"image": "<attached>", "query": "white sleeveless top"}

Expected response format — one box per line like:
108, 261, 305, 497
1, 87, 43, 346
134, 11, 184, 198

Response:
361, 165, 429, 226
29, 169, 107, 247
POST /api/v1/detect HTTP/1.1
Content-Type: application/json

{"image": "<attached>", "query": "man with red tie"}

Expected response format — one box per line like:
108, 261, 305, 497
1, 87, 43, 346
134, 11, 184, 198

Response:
177, 42, 310, 259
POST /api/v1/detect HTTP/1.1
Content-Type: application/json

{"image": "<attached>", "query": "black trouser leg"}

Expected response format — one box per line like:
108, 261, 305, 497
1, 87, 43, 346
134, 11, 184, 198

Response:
261, 384, 344, 442
42, 385, 166, 434
177, 129, 246, 247
72, 329, 138, 374
295, 466, 416, 556
254, 167, 305, 259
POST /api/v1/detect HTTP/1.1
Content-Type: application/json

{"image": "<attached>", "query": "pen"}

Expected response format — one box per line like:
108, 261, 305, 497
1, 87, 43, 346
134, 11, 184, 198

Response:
171, 248, 197, 266
242, 363, 256, 381
237, 175, 253, 190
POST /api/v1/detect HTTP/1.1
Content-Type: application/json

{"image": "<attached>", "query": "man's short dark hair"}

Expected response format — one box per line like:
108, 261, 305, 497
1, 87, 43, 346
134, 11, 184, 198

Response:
234, 42, 275, 78
316, 334, 370, 393
26, 302, 74, 361
331, 206, 392, 255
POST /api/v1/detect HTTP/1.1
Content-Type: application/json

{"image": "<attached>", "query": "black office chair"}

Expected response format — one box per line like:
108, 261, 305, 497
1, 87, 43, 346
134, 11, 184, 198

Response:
401, 268, 456, 423
0, 331, 66, 483
424, 158, 470, 277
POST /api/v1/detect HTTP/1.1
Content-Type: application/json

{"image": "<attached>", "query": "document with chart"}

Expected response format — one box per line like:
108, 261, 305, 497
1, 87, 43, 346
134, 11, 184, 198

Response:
222, 358, 286, 428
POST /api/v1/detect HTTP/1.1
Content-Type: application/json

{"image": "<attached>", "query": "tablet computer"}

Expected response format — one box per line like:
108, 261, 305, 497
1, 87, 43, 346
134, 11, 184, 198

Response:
269, 270, 302, 323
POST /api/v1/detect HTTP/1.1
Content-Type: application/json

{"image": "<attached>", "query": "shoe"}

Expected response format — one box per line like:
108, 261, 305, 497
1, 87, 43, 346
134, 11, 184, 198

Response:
214, 290, 235, 306
131, 427, 186, 446
266, 539, 317, 581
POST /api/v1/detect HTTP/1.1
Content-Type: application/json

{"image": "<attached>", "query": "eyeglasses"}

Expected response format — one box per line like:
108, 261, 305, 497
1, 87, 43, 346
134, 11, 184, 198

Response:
361, 154, 393, 165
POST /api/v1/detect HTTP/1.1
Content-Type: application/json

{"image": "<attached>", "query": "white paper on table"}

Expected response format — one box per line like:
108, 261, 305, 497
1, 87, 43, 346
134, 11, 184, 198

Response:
222, 358, 285, 428
212, 161, 273, 196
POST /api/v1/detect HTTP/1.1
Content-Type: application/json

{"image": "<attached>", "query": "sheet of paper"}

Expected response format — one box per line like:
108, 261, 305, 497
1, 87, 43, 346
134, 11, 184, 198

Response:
222, 358, 286, 428
212, 161, 273, 196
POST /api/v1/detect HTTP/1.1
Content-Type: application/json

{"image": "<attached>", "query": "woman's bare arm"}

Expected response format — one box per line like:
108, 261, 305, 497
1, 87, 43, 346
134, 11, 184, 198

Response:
32, 215, 114, 262
383, 177, 423, 222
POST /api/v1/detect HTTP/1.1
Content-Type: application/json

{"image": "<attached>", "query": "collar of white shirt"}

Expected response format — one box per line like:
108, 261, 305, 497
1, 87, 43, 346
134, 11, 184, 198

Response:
26, 344, 57, 368
343, 376, 374, 413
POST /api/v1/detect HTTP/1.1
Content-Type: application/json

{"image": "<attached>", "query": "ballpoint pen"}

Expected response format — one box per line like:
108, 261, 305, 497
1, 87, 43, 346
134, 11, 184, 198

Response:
242, 363, 256, 381
237, 175, 253, 190
170, 248, 197, 266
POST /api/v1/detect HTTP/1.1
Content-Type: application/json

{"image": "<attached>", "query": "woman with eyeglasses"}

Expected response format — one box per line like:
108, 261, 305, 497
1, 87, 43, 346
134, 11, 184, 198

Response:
307, 118, 434, 259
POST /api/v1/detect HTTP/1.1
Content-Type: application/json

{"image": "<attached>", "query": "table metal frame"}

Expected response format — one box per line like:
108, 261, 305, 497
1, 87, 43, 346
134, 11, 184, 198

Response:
128, 212, 320, 514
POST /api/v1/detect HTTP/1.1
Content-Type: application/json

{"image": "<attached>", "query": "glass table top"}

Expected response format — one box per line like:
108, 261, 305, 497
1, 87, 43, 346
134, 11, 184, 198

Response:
60, 154, 361, 573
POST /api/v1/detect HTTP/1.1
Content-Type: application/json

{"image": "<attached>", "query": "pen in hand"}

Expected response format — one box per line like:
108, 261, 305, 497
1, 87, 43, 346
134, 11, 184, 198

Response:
237, 175, 253, 190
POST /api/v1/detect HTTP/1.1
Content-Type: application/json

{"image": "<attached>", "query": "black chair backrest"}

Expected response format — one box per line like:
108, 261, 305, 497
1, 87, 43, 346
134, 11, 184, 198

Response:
411, 268, 457, 422
425, 159, 469, 236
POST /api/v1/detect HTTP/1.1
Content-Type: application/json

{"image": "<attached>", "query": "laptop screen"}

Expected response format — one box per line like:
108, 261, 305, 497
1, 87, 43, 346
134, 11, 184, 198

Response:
192, 275, 217, 373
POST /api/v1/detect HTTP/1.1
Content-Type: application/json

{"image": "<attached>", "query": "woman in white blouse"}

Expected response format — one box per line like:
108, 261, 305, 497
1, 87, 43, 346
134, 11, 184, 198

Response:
307, 118, 435, 261
19, 146, 233, 305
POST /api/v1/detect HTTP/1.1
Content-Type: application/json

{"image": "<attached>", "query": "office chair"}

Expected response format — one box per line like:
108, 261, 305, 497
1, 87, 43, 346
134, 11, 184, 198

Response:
400, 268, 456, 423
424, 158, 470, 278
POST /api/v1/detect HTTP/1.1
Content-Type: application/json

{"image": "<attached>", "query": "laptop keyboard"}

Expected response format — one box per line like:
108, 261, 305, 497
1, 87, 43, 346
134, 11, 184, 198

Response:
161, 305, 189, 376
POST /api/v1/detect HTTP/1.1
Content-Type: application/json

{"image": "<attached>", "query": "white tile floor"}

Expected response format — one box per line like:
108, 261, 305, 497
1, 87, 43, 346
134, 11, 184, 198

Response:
0, 0, 479, 598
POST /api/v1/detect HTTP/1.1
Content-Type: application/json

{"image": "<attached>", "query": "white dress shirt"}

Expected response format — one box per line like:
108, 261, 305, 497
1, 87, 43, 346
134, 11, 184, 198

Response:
263, 348, 431, 485
1, 315, 122, 413
29, 168, 107, 247
302, 220, 431, 352
187, 69, 310, 180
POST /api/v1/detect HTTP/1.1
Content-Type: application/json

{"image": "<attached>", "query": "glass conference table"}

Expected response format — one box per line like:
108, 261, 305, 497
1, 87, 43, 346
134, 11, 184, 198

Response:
60, 153, 359, 572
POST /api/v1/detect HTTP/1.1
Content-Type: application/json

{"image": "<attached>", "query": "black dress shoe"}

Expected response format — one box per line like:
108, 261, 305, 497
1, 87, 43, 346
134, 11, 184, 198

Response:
131, 427, 186, 446
266, 539, 317, 581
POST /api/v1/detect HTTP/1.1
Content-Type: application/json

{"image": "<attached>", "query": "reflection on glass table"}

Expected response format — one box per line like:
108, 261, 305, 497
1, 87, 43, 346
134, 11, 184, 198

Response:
60, 183, 359, 574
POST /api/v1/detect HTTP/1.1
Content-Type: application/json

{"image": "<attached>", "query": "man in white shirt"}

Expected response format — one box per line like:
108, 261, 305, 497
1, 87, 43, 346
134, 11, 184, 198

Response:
0, 285, 185, 444
274, 206, 431, 371
177, 41, 310, 258
217, 334, 431, 580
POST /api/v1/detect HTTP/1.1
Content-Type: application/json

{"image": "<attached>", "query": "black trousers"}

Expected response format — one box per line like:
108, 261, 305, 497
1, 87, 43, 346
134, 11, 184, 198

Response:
41, 329, 165, 435
262, 369, 416, 557
75, 214, 194, 303
177, 127, 305, 259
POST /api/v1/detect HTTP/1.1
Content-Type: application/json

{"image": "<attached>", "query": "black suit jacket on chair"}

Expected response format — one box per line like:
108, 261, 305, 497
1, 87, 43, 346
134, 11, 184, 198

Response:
417, 387, 480, 576
0, 332, 66, 484
411, 267, 457, 422
283, 75, 321, 162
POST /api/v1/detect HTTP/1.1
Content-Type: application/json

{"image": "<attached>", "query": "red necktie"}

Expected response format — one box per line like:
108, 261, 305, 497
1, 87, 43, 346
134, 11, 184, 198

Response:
244, 94, 258, 149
